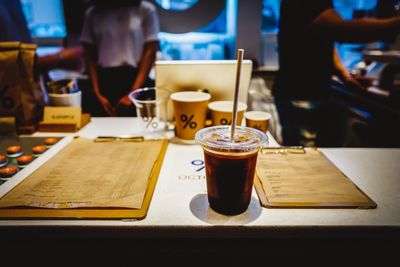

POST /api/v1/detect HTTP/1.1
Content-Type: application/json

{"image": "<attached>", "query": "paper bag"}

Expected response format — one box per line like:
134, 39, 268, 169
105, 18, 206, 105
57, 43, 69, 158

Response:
0, 42, 45, 133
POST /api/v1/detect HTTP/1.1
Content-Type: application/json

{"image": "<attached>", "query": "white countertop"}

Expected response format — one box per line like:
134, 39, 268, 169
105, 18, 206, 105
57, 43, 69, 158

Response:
1, 118, 400, 239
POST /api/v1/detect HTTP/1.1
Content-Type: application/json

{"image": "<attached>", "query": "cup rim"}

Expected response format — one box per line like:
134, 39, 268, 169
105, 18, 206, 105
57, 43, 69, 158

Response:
244, 110, 272, 121
208, 101, 247, 112
48, 90, 81, 97
128, 87, 170, 105
170, 91, 211, 102
195, 126, 268, 153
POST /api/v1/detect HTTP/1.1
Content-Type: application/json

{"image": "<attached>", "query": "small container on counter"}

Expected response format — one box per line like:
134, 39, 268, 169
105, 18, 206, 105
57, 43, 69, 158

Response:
6, 145, 23, 165
44, 137, 58, 147
17, 154, 34, 169
0, 154, 8, 168
31, 145, 47, 157
0, 165, 18, 180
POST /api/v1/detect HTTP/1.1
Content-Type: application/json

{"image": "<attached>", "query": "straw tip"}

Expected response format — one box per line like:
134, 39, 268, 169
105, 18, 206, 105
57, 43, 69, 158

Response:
236, 49, 244, 58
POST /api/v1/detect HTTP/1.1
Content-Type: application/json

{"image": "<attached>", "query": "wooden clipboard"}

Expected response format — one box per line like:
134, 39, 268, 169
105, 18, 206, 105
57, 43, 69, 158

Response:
254, 147, 377, 209
0, 138, 169, 219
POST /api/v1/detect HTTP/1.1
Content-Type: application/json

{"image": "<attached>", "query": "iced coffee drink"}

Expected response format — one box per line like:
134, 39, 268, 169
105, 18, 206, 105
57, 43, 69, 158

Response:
195, 126, 268, 215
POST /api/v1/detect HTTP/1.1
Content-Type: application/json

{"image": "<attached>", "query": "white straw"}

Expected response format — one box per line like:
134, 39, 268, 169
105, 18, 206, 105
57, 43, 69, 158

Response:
230, 49, 244, 142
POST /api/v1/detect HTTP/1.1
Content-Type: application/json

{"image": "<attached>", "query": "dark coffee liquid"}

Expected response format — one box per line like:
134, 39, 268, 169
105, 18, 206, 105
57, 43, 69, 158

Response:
204, 149, 259, 215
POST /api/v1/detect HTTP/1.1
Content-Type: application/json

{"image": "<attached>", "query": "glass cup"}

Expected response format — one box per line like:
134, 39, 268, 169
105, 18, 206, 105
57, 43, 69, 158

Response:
244, 111, 272, 133
129, 87, 171, 132
208, 101, 247, 126
195, 126, 268, 215
170, 91, 211, 140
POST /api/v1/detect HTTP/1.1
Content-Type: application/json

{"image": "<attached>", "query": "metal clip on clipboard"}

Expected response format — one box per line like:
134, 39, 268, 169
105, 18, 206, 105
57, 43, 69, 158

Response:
261, 146, 306, 154
94, 136, 145, 142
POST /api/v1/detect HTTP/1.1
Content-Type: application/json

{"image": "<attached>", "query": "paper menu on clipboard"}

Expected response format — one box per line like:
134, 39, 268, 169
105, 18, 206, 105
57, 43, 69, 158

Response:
0, 137, 168, 219
254, 148, 376, 208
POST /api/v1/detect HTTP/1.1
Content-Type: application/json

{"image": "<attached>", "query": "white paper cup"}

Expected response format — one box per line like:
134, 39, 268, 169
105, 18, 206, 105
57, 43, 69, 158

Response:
208, 101, 247, 126
244, 111, 272, 133
48, 91, 82, 107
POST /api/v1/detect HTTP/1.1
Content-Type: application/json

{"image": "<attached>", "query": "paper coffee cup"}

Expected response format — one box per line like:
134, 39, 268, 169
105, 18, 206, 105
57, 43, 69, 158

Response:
208, 101, 247, 126
244, 111, 271, 133
171, 91, 211, 140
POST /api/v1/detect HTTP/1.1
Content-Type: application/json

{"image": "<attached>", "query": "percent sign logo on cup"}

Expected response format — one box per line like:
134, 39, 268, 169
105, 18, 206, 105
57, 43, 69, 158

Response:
180, 114, 197, 129
220, 118, 231, 125
252, 124, 263, 131
142, 116, 158, 129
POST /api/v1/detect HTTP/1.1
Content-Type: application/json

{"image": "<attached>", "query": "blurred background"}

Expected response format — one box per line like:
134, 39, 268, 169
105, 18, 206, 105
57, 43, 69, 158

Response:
19, 0, 399, 65
4, 0, 400, 146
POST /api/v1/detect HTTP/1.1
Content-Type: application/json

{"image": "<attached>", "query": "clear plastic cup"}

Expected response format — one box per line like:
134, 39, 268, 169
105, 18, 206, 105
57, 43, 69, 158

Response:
195, 126, 268, 215
129, 87, 171, 132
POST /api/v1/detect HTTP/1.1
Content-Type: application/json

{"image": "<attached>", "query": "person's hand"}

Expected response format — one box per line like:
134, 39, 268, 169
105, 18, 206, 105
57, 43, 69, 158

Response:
58, 47, 84, 70
117, 95, 132, 108
343, 74, 373, 91
353, 75, 374, 88
98, 95, 116, 116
